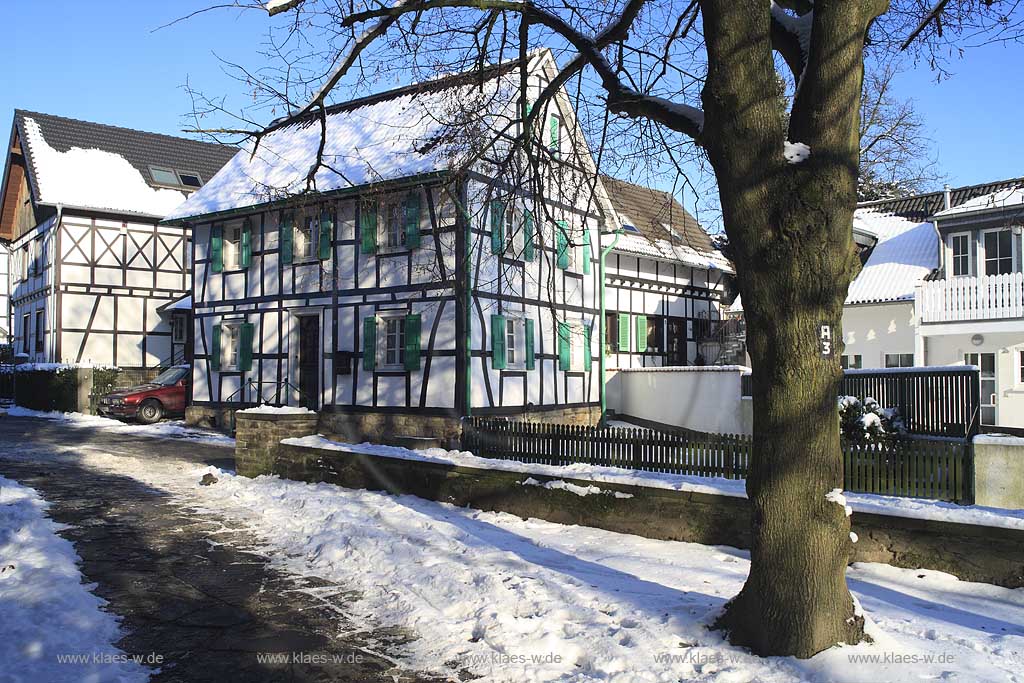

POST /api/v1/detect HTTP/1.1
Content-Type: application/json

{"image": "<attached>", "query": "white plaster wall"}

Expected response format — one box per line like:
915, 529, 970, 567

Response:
925, 331, 1024, 428
841, 301, 916, 368
609, 366, 750, 435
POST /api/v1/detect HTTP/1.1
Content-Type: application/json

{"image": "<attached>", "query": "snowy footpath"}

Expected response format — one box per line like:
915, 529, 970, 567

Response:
2, 410, 1023, 682
0, 475, 149, 683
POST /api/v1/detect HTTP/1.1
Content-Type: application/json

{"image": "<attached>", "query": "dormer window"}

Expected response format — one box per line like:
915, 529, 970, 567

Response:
150, 167, 178, 185
178, 173, 202, 188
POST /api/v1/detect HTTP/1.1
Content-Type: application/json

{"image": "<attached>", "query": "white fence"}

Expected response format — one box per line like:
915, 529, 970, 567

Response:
917, 272, 1024, 323
607, 366, 752, 435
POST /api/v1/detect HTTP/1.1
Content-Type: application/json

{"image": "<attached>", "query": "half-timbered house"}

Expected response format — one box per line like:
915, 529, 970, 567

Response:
599, 177, 731, 369
0, 110, 236, 369
167, 51, 656, 443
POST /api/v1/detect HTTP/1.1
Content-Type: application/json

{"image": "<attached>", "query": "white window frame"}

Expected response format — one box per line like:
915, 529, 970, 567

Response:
504, 314, 526, 370
841, 354, 862, 370
293, 214, 317, 262
380, 198, 407, 252
504, 203, 519, 257
1017, 348, 1024, 387
949, 231, 972, 277
568, 320, 586, 372
221, 323, 241, 371
980, 227, 1017, 276
377, 313, 406, 369
223, 221, 243, 270
884, 353, 914, 368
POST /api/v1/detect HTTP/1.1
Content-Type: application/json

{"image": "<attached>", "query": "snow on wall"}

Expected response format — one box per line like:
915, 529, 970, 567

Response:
21, 117, 189, 217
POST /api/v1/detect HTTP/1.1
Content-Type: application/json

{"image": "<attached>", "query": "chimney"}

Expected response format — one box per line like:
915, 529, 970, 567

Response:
943, 183, 952, 211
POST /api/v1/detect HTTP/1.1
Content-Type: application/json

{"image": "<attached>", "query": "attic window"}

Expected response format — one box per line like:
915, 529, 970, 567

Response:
150, 167, 178, 185
622, 224, 640, 233
149, 166, 204, 189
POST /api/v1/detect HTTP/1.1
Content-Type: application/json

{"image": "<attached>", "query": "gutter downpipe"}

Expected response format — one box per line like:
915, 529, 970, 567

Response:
598, 226, 623, 428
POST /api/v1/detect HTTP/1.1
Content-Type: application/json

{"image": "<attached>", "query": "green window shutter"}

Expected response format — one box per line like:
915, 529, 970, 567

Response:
240, 219, 252, 269
491, 314, 507, 370
584, 324, 592, 370
404, 314, 421, 371
525, 319, 535, 370
318, 209, 333, 260
490, 200, 504, 255
582, 228, 591, 274
636, 314, 648, 352
523, 210, 535, 261
360, 204, 377, 254
557, 322, 571, 371
556, 221, 569, 269
279, 212, 294, 264
210, 224, 223, 273
239, 322, 254, 372
617, 313, 630, 351
404, 192, 422, 249
549, 115, 559, 154
210, 324, 221, 371
362, 317, 376, 371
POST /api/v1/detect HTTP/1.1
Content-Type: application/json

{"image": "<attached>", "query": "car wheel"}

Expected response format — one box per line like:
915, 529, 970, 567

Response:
137, 399, 164, 425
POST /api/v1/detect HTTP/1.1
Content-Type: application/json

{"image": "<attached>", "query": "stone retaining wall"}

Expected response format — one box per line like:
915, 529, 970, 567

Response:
240, 438, 1024, 588
235, 412, 319, 477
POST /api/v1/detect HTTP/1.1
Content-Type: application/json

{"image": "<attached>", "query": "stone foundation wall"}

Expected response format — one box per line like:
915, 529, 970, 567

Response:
317, 410, 462, 449
479, 405, 601, 427
234, 412, 319, 477
186, 405, 244, 434
261, 441, 1024, 588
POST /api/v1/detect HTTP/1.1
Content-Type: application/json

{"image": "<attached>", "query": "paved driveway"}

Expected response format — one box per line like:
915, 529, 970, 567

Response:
0, 416, 434, 682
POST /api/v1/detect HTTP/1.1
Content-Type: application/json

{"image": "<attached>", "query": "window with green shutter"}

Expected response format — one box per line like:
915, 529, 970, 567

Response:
582, 228, 591, 274
490, 200, 504, 255
617, 313, 630, 351
523, 210, 535, 261
362, 317, 376, 371
583, 324, 592, 370
556, 221, 569, 269
279, 212, 294, 264
239, 322, 254, 372
549, 114, 560, 156
557, 322, 571, 371
525, 319, 535, 370
240, 219, 252, 269
360, 203, 377, 254
210, 324, 221, 371
404, 314, 421, 371
318, 209, 333, 260
636, 314, 648, 352
210, 224, 224, 273
491, 314, 507, 369
404, 192, 422, 249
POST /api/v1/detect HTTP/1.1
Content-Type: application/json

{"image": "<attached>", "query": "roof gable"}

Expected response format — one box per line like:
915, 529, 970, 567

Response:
858, 176, 1024, 222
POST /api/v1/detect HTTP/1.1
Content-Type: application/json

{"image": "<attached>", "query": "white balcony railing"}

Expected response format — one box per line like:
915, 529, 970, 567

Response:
917, 272, 1024, 323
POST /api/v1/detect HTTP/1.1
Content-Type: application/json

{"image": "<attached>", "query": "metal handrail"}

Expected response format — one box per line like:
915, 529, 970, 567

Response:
223, 378, 315, 408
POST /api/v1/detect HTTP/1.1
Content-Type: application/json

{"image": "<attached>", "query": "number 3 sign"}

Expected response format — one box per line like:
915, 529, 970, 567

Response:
819, 324, 834, 357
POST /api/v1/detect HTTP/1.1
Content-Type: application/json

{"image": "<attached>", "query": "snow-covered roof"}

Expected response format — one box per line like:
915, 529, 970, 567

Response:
845, 209, 937, 305
932, 186, 1024, 219
610, 230, 733, 273
158, 295, 192, 313
166, 61, 528, 221
13, 111, 236, 218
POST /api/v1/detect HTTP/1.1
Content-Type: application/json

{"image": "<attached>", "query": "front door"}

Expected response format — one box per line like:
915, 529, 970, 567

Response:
298, 315, 319, 410
667, 317, 687, 366
965, 352, 997, 425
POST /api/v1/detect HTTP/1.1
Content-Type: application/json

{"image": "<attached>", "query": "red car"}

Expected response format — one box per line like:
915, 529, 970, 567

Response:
98, 365, 190, 424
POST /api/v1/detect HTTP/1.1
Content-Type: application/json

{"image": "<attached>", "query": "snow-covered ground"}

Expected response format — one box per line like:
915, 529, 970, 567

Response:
0, 475, 150, 682
5, 406, 235, 447
2, 428, 1021, 683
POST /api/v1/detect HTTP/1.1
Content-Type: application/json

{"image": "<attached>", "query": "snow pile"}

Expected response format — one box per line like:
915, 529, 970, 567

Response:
6, 406, 234, 446
521, 477, 633, 499
22, 117, 188, 217
237, 405, 316, 415
826, 488, 853, 517
783, 141, 811, 163
0, 476, 150, 682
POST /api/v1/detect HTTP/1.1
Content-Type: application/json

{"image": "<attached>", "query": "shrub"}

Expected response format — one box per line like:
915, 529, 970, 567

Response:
838, 395, 905, 446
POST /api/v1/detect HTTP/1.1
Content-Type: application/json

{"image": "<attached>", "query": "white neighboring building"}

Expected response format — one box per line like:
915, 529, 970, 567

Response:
0, 110, 236, 368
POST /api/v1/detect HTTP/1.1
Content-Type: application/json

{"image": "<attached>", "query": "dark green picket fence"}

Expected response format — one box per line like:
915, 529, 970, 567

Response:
461, 417, 972, 503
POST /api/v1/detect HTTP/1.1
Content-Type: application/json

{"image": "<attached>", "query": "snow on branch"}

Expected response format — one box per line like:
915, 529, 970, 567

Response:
266, 0, 306, 15
770, 1, 812, 84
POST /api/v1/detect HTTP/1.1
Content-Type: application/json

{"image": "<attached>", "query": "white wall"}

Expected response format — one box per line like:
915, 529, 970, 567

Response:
608, 366, 752, 435
841, 301, 916, 368
924, 330, 1024, 428
0, 242, 9, 339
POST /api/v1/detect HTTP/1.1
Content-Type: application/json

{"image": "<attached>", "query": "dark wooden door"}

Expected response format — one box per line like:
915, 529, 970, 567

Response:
667, 317, 687, 366
298, 316, 319, 410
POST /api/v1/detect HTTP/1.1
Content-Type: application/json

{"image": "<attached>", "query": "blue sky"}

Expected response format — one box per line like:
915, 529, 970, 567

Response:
3, 1, 1021, 191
